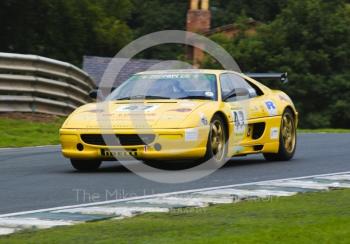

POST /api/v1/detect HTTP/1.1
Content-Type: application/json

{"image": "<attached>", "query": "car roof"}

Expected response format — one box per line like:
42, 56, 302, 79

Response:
136, 69, 242, 76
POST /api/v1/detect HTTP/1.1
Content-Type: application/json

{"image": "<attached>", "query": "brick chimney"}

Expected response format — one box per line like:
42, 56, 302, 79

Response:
187, 0, 211, 33
186, 0, 211, 67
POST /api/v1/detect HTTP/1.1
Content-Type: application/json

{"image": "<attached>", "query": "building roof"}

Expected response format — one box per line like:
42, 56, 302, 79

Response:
83, 56, 170, 87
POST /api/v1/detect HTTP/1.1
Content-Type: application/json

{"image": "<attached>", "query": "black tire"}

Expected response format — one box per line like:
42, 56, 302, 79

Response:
70, 159, 102, 172
203, 114, 228, 166
263, 109, 297, 161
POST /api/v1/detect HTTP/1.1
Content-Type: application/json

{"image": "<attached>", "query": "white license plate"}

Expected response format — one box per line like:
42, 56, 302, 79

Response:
101, 149, 138, 158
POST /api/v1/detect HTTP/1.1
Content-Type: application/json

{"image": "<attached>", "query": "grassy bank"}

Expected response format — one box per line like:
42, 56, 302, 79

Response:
1, 189, 349, 243
298, 128, 350, 133
0, 115, 64, 147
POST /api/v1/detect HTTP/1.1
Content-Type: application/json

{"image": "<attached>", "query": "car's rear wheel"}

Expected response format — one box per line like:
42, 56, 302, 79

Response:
203, 114, 228, 166
263, 109, 296, 161
70, 159, 102, 172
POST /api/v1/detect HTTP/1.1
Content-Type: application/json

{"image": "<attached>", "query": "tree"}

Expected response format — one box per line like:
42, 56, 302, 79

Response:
128, 0, 188, 59
205, 0, 350, 128
0, 0, 133, 66
211, 0, 288, 27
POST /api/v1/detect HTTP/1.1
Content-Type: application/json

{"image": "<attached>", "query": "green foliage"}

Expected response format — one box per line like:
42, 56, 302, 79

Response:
128, 0, 188, 59
205, 0, 350, 128
127, 0, 287, 60
211, 0, 288, 27
0, 0, 349, 128
0, 0, 133, 66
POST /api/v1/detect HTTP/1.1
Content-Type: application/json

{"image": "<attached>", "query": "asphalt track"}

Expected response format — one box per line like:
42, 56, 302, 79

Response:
0, 133, 349, 214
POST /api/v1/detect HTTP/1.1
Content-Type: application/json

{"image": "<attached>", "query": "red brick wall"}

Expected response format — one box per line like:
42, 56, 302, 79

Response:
186, 10, 211, 33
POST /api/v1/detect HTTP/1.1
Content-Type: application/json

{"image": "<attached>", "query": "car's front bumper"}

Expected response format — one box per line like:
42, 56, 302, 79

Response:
60, 127, 209, 160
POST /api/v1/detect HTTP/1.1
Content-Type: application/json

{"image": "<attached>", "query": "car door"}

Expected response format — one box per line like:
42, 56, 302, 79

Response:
220, 73, 268, 139
220, 72, 270, 118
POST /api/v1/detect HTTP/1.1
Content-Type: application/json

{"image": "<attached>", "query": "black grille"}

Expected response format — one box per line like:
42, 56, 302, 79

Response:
81, 134, 155, 146
252, 123, 265, 140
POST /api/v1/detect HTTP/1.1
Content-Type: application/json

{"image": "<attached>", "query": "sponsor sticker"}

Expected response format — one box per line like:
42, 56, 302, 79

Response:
279, 94, 290, 102
140, 74, 192, 80
247, 127, 252, 137
233, 145, 245, 154
205, 91, 214, 97
270, 127, 279, 140
185, 128, 199, 141
265, 101, 278, 116
161, 114, 186, 120
199, 113, 209, 126
117, 104, 159, 112
161, 114, 187, 120
168, 108, 192, 112
251, 106, 259, 112
231, 109, 247, 135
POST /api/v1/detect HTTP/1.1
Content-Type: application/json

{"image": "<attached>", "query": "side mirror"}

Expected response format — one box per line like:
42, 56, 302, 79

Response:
89, 90, 97, 99
223, 88, 250, 101
235, 88, 250, 97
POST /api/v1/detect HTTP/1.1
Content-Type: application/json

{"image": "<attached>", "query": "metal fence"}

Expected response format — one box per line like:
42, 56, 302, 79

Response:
0, 53, 95, 116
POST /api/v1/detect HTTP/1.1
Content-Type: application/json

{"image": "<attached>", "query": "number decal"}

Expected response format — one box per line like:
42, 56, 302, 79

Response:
232, 109, 246, 135
117, 105, 159, 112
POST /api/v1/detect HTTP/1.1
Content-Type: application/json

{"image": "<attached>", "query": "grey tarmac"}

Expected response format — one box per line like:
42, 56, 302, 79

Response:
0, 133, 349, 215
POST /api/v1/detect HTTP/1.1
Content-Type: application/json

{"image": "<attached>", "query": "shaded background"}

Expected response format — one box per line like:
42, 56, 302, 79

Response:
0, 0, 349, 128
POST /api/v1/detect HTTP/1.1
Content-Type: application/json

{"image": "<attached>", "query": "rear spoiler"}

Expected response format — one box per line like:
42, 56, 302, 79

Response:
246, 72, 288, 83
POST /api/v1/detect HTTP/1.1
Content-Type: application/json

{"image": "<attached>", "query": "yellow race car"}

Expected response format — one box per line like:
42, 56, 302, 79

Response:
60, 69, 298, 171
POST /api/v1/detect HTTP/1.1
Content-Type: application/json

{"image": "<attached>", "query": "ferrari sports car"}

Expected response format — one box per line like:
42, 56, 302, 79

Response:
60, 69, 298, 171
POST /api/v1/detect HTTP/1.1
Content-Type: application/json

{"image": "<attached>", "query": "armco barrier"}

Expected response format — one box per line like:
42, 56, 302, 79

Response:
0, 53, 95, 116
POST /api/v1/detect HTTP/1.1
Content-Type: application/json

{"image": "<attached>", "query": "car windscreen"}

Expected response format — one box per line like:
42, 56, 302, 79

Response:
107, 73, 218, 101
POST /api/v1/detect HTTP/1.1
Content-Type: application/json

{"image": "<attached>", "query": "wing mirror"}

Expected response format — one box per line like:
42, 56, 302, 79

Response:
223, 88, 250, 101
89, 87, 117, 99
89, 90, 97, 99
235, 88, 250, 97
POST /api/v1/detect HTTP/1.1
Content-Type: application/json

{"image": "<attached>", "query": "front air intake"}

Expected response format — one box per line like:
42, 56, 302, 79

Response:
81, 134, 155, 146
252, 123, 266, 140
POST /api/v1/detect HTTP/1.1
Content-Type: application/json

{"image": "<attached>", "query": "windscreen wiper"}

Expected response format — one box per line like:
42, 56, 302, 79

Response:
178, 95, 213, 100
143, 95, 171, 99
115, 97, 132, 100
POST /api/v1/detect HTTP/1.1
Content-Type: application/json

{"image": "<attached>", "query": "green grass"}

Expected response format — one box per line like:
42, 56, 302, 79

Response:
1, 189, 350, 244
0, 117, 64, 147
298, 128, 350, 133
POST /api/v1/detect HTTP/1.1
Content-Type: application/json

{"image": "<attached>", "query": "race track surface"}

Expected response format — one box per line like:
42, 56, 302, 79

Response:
0, 133, 349, 214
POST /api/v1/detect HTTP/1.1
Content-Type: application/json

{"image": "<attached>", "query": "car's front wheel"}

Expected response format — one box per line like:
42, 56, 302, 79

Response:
203, 114, 228, 166
264, 108, 296, 161
70, 159, 102, 172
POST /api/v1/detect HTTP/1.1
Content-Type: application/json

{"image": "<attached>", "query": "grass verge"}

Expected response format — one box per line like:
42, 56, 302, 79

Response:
0, 116, 64, 147
298, 128, 350, 133
1, 189, 349, 243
